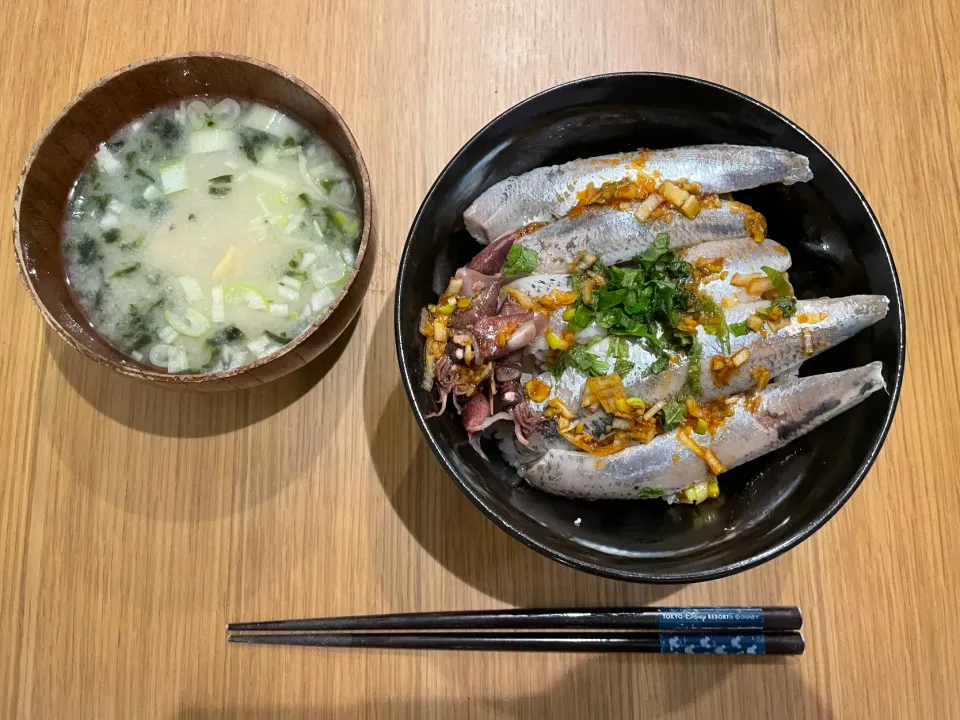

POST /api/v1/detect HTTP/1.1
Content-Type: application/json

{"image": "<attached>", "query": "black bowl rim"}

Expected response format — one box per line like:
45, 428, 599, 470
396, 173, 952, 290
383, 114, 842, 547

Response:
395, 71, 906, 583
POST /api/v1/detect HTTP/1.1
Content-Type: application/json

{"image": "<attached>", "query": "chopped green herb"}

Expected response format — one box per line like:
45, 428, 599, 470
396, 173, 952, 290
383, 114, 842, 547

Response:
188, 213, 196, 221
209, 186, 231, 197
552, 344, 609, 379
697, 295, 731, 354
298, 192, 312, 207
93, 194, 112, 214
237, 127, 271, 163
206, 326, 245, 348
593, 287, 628, 311
502, 244, 539, 276
282, 136, 297, 148
569, 234, 695, 365
125, 151, 138, 169
102, 228, 121, 244
131, 333, 152, 352
680, 337, 703, 397
149, 116, 182, 148
319, 178, 340, 193
609, 336, 628, 359
643, 355, 670, 378
77, 236, 98, 265
93, 286, 106, 311
639, 487, 665, 499
661, 401, 687, 431
111, 263, 140, 278
208, 174, 232, 185
761, 265, 792, 298
766, 296, 797, 318
117, 304, 151, 348
566, 303, 593, 332
134, 167, 155, 183
729, 321, 752, 337
264, 330, 290, 345
285, 269, 308, 282
640, 233, 672, 265
613, 358, 635, 376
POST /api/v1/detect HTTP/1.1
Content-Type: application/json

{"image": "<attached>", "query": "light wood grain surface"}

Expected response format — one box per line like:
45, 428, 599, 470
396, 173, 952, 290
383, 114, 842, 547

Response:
1, 1, 956, 717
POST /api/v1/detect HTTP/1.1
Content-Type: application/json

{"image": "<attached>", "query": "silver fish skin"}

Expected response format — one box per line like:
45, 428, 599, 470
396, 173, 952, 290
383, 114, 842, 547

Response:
689, 294, 889, 400
679, 237, 792, 305
516, 203, 753, 273
502, 289, 888, 408
504, 236, 792, 309
520, 362, 885, 500
463, 145, 813, 243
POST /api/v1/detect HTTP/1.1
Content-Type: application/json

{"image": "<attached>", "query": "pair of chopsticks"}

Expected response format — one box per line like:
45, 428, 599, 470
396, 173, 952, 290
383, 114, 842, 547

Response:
228, 606, 804, 655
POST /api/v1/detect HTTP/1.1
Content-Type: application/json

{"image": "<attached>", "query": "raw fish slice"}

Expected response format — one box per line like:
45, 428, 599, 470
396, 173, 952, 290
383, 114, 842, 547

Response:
503, 236, 792, 313
519, 362, 885, 499
679, 237, 792, 305
464, 145, 812, 243
516, 202, 756, 273
505, 294, 888, 408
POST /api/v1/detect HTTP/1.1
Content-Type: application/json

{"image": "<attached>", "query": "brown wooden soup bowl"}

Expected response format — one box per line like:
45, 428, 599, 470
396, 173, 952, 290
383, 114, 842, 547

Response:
13, 52, 374, 391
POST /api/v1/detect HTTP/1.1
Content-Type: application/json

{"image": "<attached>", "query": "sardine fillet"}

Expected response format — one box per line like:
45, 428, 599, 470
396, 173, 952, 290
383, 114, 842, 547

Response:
464, 145, 813, 243
521, 362, 885, 500
520, 204, 752, 273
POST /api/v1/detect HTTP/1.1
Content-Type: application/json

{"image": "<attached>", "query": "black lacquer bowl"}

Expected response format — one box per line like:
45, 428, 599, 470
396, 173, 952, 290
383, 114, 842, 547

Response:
395, 73, 905, 583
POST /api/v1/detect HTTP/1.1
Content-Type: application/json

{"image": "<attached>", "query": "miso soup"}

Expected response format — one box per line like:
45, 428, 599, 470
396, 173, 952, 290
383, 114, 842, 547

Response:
62, 98, 361, 373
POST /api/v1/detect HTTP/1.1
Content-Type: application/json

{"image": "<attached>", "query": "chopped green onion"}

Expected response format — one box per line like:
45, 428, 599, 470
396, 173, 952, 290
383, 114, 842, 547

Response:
226, 285, 268, 310
248, 167, 293, 190
143, 184, 163, 201
311, 287, 337, 313
95, 147, 122, 174
159, 161, 188, 194
211, 285, 225, 322
188, 129, 236, 154
178, 276, 204, 303
240, 105, 303, 139
111, 263, 140, 278
165, 308, 210, 337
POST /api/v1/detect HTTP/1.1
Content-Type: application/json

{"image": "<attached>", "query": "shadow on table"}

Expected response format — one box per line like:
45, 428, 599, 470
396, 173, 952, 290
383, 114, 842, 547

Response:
41, 314, 359, 523
46, 313, 358, 439
175, 654, 833, 720
361, 301, 683, 607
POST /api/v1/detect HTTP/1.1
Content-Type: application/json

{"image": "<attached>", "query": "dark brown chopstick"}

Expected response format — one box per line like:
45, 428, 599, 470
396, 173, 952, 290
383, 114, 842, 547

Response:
228, 606, 801, 633
228, 630, 804, 655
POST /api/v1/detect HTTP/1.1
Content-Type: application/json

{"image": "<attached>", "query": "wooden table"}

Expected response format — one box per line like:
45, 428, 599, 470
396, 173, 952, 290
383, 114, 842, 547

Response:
1, 1, 956, 717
